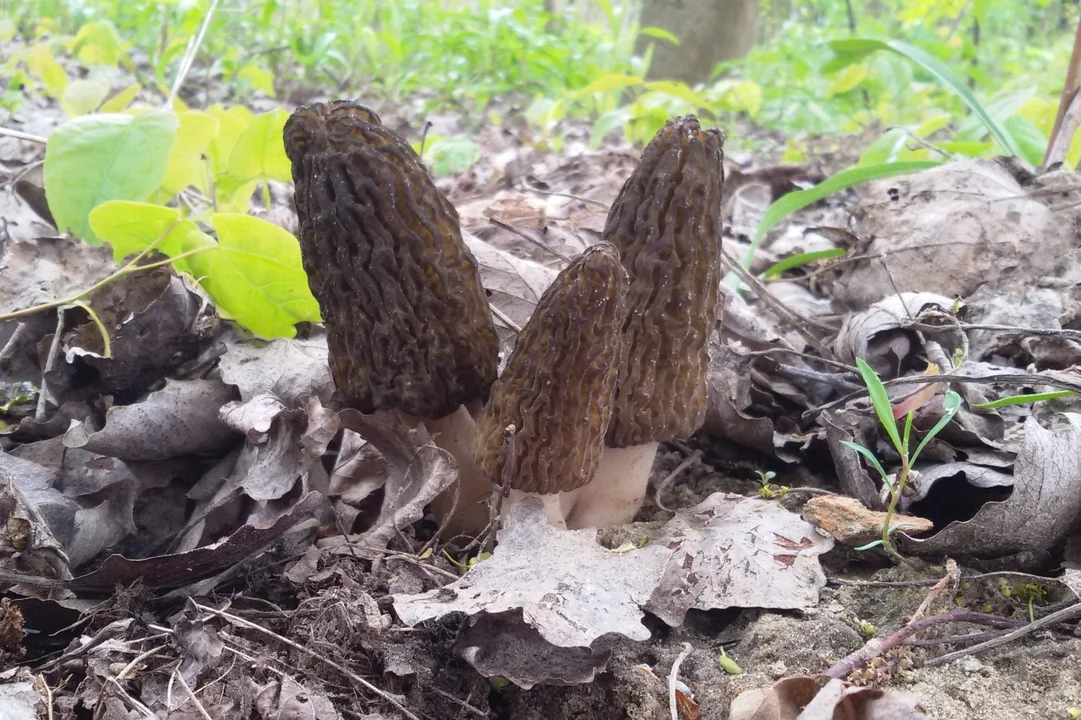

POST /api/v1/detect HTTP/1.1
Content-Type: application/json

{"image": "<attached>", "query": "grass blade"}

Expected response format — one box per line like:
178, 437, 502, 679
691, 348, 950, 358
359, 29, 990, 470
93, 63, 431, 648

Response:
855, 358, 903, 455
972, 390, 1076, 410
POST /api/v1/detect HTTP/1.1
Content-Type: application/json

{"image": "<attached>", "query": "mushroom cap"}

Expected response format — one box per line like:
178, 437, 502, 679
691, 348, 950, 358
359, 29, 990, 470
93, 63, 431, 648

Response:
603, 115, 724, 448
473, 243, 628, 495
284, 101, 499, 419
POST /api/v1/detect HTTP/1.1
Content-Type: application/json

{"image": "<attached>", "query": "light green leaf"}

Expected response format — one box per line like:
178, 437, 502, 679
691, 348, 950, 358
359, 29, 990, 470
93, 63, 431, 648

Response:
827, 62, 867, 96
70, 19, 123, 66
731, 160, 941, 279
238, 63, 276, 98
855, 358, 903, 455
839, 440, 891, 484
99, 83, 141, 112
227, 108, 291, 183
828, 38, 1020, 157
206, 103, 255, 176
763, 248, 846, 278
0, 19, 16, 43
644, 80, 709, 108
88, 201, 200, 272
573, 73, 642, 97
972, 390, 1076, 409
60, 78, 110, 116
591, 107, 633, 148
1002, 115, 1047, 168
189, 213, 321, 338
26, 43, 68, 98
44, 111, 179, 243
639, 26, 680, 45
160, 110, 220, 195
910, 391, 962, 464
422, 136, 480, 176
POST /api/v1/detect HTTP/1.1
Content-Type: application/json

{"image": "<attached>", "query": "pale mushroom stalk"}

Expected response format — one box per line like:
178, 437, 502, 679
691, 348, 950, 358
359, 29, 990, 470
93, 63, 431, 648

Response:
472, 243, 628, 527
561, 115, 725, 530
284, 101, 500, 538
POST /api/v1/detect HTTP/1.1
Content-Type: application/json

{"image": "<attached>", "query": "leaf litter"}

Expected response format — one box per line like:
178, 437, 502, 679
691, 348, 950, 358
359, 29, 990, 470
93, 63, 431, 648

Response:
0, 71, 1079, 720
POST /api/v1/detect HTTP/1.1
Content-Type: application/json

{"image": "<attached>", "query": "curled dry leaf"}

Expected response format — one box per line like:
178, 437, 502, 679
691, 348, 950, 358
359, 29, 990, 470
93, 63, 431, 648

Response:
904, 414, 1081, 557
218, 335, 333, 407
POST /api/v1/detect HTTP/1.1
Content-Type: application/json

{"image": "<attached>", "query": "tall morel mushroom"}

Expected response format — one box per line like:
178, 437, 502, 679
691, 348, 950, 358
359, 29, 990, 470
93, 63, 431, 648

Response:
565, 115, 725, 529
284, 100, 500, 534
473, 243, 628, 527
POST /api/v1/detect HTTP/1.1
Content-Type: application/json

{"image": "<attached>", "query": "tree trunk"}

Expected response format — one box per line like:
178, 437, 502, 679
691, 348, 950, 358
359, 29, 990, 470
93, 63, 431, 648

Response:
636, 0, 759, 84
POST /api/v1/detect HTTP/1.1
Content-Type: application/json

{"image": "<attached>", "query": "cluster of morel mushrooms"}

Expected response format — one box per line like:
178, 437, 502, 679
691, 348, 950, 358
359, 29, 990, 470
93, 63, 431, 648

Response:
283, 101, 723, 538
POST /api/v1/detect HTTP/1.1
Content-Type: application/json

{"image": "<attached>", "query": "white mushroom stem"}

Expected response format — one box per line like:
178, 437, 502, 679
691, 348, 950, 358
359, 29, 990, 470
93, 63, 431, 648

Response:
504, 489, 572, 529
561, 441, 659, 530
421, 406, 494, 538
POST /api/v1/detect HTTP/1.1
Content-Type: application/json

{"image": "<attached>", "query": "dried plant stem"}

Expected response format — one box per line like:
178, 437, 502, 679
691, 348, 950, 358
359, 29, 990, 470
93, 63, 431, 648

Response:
925, 601, 1081, 667
172, 668, 214, 720
0, 126, 47, 144
165, 0, 221, 108
668, 642, 693, 720
193, 603, 420, 720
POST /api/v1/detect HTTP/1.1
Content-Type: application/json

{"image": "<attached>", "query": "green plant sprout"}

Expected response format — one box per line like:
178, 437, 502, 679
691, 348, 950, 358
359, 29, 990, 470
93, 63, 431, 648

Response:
840, 358, 962, 564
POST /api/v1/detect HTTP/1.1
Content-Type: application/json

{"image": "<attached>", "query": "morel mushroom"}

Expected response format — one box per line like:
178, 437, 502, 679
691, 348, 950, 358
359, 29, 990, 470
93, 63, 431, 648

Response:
564, 115, 724, 529
284, 101, 500, 535
473, 243, 627, 527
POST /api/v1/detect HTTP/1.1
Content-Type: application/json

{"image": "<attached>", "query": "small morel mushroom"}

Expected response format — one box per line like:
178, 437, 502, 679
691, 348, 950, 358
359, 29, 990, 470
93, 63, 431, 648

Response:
284, 101, 500, 535
473, 243, 628, 527
564, 115, 725, 529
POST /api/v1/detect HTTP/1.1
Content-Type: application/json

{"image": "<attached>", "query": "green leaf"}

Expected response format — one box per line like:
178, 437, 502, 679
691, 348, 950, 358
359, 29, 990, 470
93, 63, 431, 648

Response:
638, 26, 680, 45
854, 539, 885, 551
238, 63, 276, 98
60, 78, 110, 116
827, 62, 867, 96
26, 43, 68, 98
160, 110, 220, 195
88, 201, 200, 271
972, 390, 1076, 410
44, 111, 179, 243
70, 19, 123, 66
421, 136, 480, 176
206, 103, 255, 176
189, 213, 321, 338
909, 390, 962, 466
99, 83, 141, 112
855, 358, 903, 455
1002, 115, 1048, 168
839, 440, 892, 485
643, 80, 709, 108
828, 38, 1020, 157
731, 160, 941, 280
591, 107, 633, 148
573, 73, 642, 97
763, 248, 846, 278
227, 108, 291, 183
0, 18, 15, 43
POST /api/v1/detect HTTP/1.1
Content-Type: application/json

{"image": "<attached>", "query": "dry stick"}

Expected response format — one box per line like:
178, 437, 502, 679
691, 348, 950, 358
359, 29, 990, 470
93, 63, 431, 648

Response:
0, 126, 47, 144
173, 668, 214, 720
910, 559, 960, 624
654, 451, 703, 513
719, 245, 836, 352
925, 601, 1081, 667
911, 320, 1081, 345
521, 180, 612, 210
193, 603, 420, 720
1045, 87, 1081, 168
488, 302, 523, 333
748, 346, 858, 373
668, 642, 694, 720
488, 217, 573, 264
1045, 13, 1081, 167
427, 685, 487, 718
165, 0, 221, 109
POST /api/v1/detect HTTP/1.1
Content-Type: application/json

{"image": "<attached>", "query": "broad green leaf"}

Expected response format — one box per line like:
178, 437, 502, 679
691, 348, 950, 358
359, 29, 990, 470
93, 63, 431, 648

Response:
60, 78, 110, 116
731, 160, 941, 279
763, 248, 846, 278
421, 136, 479, 176
721, 80, 763, 118
44, 111, 178, 243
639, 26, 680, 45
215, 176, 260, 214
644, 80, 709, 109
591, 107, 634, 148
574, 73, 641, 97
227, 108, 291, 183
238, 63, 276, 98
99, 83, 141, 112
828, 38, 1020, 157
206, 104, 255, 176
1002, 115, 1047, 168
827, 62, 867, 96
26, 43, 68, 97
859, 129, 909, 166
972, 390, 1076, 410
88, 201, 200, 272
189, 213, 321, 338
160, 110, 221, 196
855, 358, 903, 455
70, 20, 123, 66
956, 88, 1035, 141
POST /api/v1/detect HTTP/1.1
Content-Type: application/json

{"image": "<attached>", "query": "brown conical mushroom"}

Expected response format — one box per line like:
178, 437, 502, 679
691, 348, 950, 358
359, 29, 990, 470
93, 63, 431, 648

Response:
285, 101, 500, 535
564, 115, 724, 529
473, 243, 628, 527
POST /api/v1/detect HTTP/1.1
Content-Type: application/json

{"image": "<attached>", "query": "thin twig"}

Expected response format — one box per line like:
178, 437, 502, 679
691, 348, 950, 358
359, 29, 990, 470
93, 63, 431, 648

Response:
668, 642, 693, 720
488, 217, 573, 264
910, 559, 959, 623
427, 686, 487, 718
173, 668, 214, 720
925, 601, 1081, 667
0, 126, 48, 144
488, 303, 523, 333
522, 180, 611, 210
166, 0, 221, 108
193, 603, 420, 720
654, 451, 702, 513
34, 308, 65, 423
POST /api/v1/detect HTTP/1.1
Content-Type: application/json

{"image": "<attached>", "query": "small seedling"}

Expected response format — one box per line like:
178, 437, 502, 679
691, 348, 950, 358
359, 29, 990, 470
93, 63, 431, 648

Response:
754, 469, 790, 499
840, 358, 962, 564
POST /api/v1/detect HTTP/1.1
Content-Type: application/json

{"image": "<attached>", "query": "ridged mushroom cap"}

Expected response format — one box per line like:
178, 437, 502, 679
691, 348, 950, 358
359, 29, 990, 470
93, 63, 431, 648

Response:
603, 115, 724, 448
284, 101, 499, 419
473, 243, 628, 494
